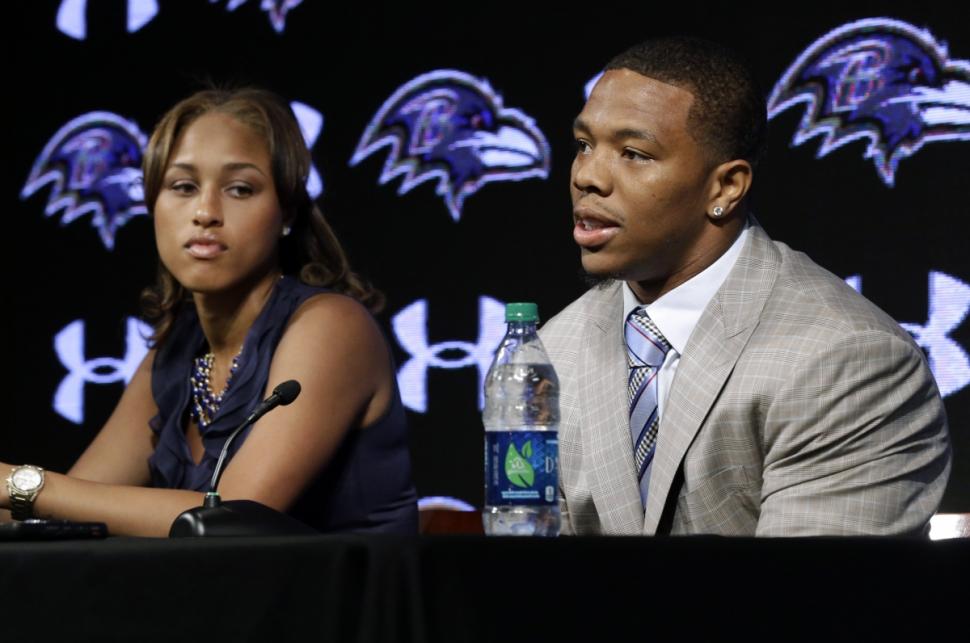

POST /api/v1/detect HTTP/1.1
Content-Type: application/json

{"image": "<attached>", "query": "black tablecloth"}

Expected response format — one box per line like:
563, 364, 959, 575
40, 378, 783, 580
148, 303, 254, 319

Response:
3, 535, 967, 642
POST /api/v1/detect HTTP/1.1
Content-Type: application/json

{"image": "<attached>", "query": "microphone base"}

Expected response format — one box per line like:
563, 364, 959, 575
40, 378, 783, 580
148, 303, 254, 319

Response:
169, 499, 318, 537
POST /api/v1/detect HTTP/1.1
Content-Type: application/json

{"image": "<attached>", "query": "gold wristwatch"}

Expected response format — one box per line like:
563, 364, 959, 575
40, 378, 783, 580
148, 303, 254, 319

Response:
6, 465, 45, 521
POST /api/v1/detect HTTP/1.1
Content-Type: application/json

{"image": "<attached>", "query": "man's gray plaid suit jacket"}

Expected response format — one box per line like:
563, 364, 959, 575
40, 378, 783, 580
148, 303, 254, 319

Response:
539, 223, 951, 536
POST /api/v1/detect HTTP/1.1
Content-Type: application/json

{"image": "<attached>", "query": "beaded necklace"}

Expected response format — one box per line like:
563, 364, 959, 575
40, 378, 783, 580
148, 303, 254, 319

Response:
189, 347, 243, 428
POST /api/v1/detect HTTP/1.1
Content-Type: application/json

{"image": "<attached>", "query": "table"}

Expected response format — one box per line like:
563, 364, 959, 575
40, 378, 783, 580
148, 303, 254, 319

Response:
3, 535, 967, 641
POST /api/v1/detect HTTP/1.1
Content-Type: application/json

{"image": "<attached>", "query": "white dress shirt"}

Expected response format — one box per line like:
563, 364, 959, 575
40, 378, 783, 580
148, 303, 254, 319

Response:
622, 221, 750, 419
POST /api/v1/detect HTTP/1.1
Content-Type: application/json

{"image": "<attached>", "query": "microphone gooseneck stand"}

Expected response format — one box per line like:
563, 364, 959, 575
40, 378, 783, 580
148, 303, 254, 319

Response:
169, 380, 318, 537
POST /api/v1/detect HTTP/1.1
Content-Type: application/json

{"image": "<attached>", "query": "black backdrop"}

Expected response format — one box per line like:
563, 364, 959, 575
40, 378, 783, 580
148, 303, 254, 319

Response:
7, 1, 969, 512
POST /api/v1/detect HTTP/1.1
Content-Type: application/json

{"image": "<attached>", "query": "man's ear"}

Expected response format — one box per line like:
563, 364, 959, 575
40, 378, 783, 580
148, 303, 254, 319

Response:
706, 159, 752, 220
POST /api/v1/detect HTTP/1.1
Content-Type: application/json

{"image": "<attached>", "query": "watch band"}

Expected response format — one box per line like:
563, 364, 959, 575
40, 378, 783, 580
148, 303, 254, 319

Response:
6, 465, 45, 521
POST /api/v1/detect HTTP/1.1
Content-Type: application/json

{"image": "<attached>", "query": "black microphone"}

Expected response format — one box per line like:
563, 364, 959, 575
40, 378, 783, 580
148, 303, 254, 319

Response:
207, 379, 302, 497
244, 379, 301, 425
169, 380, 317, 537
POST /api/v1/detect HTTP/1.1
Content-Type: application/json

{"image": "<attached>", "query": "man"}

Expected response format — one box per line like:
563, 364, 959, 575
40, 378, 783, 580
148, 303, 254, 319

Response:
539, 37, 951, 536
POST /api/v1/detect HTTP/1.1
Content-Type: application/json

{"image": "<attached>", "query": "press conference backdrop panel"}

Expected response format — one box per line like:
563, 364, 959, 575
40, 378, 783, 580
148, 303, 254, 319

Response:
8, 2, 969, 512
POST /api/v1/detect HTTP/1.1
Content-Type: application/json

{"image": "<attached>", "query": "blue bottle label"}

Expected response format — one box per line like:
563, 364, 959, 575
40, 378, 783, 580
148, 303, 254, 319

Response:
485, 431, 559, 506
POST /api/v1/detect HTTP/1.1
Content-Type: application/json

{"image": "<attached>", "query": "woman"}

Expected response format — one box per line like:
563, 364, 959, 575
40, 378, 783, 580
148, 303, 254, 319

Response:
2, 88, 418, 536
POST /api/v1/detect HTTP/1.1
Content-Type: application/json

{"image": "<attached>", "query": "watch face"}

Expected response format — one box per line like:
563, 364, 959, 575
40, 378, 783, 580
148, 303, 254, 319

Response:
12, 468, 42, 491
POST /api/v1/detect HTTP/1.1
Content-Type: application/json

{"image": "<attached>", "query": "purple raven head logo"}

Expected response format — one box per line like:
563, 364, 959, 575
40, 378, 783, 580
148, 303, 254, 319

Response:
21, 112, 148, 250
768, 18, 970, 186
350, 70, 551, 221
210, 0, 304, 34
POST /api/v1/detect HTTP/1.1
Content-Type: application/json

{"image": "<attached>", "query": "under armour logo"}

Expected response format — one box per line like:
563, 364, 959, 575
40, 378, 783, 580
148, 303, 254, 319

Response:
584, 72, 604, 100
57, 0, 159, 40
392, 297, 506, 412
417, 496, 475, 511
54, 317, 152, 424
290, 101, 324, 198
846, 271, 970, 398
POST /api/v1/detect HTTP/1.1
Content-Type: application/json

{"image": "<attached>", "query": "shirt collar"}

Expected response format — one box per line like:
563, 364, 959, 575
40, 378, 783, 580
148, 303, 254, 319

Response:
622, 219, 750, 355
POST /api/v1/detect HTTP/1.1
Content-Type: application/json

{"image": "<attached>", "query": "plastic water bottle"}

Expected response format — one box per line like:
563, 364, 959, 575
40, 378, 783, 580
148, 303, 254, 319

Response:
482, 302, 561, 536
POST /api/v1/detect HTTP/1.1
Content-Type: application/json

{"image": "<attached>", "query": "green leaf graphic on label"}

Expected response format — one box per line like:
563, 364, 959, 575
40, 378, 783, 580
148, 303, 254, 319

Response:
522, 440, 533, 458
505, 442, 535, 488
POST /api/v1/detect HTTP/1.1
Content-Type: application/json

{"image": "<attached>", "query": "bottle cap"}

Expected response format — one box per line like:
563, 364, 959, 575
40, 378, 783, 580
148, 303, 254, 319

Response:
505, 302, 539, 322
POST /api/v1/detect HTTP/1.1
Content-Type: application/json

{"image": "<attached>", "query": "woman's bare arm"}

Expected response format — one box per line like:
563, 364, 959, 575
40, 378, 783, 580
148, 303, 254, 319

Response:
213, 293, 394, 512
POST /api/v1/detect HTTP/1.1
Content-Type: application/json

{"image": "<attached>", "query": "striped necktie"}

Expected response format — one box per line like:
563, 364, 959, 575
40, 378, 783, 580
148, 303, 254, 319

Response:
624, 307, 672, 507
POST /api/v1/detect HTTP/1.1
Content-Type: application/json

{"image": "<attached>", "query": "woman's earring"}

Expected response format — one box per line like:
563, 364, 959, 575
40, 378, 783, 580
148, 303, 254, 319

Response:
281, 224, 292, 237
711, 206, 725, 218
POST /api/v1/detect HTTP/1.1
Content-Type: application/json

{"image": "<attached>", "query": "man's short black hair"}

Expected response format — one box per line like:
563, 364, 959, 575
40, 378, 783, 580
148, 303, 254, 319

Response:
605, 36, 767, 167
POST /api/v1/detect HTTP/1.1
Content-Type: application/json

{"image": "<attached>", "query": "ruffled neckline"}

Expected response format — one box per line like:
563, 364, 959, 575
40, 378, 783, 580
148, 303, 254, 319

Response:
148, 276, 316, 490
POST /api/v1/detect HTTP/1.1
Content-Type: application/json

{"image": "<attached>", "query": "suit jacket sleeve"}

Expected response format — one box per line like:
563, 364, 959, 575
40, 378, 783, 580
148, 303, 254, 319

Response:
756, 328, 951, 536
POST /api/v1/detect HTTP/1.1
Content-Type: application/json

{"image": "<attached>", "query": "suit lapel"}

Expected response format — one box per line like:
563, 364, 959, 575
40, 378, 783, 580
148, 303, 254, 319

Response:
579, 283, 644, 534
642, 223, 782, 534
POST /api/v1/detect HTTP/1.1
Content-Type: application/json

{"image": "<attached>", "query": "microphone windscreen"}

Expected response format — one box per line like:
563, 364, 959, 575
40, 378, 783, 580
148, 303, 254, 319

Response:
273, 380, 302, 405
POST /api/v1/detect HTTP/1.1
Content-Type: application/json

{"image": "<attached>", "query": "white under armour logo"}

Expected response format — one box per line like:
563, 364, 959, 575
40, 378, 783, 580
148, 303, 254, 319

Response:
290, 101, 324, 199
847, 271, 970, 398
57, 0, 159, 40
392, 297, 506, 412
53, 317, 152, 424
